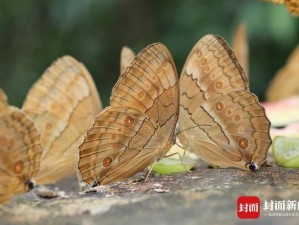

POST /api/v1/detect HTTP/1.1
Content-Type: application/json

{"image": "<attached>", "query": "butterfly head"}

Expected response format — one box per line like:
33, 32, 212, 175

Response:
91, 180, 98, 187
25, 179, 35, 191
247, 162, 258, 172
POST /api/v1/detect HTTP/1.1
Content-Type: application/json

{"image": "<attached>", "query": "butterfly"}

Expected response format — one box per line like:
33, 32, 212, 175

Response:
178, 34, 272, 171
0, 89, 42, 204
232, 22, 249, 79
78, 43, 179, 186
120, 46, 136, 75
22, 56, 102, 185
261, 0, 299, 16
266, 44, 299, 102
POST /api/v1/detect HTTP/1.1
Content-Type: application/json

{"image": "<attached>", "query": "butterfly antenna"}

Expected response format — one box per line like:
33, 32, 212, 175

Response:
174, 123, 211, 149
0, 205, 11, 213
76, 171, 88, 191
164, 151, 194, 173
145, 163, 156, 181
175, 124, 211, 136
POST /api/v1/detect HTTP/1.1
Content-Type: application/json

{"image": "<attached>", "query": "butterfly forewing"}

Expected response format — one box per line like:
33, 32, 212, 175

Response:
232, 23, 249, 78
111, 43, 179, 124
79, 43, 179, 186
266, 45, 299, 102
0, 90, 42, 204
261, 0, 299, 16
180, 35, 249, 103
120, 46, 135, 75
179, 34, 271, 171
22, 56, 102, 184
285, 0, 299, 16
0, 89, 8, 117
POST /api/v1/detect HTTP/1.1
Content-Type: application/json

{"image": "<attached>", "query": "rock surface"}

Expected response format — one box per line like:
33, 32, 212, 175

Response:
1, 167, 299, 225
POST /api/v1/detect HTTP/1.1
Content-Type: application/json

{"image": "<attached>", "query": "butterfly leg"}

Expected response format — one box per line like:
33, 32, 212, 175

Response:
164, 151, 195, 173
0, 204, 11, 212
76, 171, 89, 191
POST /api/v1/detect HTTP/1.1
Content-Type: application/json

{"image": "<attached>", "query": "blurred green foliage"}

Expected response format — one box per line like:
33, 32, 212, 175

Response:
0, 0, 298, 107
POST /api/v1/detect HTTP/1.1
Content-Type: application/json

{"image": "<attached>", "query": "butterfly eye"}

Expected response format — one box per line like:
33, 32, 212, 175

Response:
25, 180, 35, 191
91, 180, 98, 187
248, 162, 258, 172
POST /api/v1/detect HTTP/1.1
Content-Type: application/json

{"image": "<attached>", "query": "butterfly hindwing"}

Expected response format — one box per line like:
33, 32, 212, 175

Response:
79, 106, 163, 185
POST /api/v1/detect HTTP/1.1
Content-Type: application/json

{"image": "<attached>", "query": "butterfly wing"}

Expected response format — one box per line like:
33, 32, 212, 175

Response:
22, 56, 102, 184
120, 46, 135, 75
0, 90, 41, 204
79, 107, 172, 185
178, 34, 271, 171
285, 0, 299, 16
261, 0, 284, 4
232, 22, 249, 79
112, 43, 179, 126
266, 45, 299, 102
261, 0, 299, 16
79, 43, 179, 186
180, 34, 248, 101
0, 89, 8, 117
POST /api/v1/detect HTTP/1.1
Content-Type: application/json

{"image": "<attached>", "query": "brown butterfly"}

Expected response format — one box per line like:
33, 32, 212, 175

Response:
266, 44, 299, 102
22, 56, 102, 185
78, 43, 179, 186
178, 35, 272, 171
261, 0, 299, 16
0, 89, 42, 204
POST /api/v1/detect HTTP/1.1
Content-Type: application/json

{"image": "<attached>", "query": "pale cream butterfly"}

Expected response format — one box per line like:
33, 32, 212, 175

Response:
178, 34, 272, 171
120, 46, 136, 75
261, 0, 299, 16
0, 89, 42, 204
78, 43, 179, 186
266, 44, 299, 102
232, 22, 249, 79
22, 56, 102, 184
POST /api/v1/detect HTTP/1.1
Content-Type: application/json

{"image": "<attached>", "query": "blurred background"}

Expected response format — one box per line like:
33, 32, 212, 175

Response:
0, 0, 298, 107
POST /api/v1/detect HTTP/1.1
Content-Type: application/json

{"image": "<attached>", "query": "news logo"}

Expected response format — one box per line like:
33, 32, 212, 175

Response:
237, 196, 260, 219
